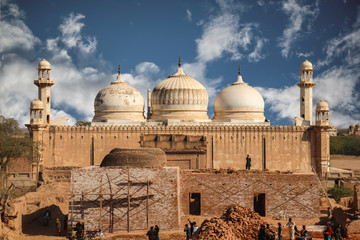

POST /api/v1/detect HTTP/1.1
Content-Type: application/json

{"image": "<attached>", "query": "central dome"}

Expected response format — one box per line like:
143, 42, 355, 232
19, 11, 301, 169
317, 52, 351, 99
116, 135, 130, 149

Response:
150, 59, 209, 120
214, 67, 265, 123
92, 66, 145, 122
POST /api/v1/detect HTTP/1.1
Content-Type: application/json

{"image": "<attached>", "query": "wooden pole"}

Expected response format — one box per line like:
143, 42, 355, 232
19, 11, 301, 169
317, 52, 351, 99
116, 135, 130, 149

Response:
127, 168, 130, 232
99, 176, 102, 231
71, 194, 74, 230
146, 180, 149, 229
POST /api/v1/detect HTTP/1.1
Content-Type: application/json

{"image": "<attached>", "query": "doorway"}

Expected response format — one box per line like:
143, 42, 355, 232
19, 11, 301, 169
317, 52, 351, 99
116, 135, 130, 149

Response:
254, 193, 266, 216
189, 193, 201, 215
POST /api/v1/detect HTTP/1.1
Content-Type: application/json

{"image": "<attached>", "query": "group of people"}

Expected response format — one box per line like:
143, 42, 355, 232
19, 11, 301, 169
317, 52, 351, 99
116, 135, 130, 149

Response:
146, 225, 160, 240
258, 218, 310, 240
258, 218, 345, 240
184, 219, 199, 239
323, 222, 345, 240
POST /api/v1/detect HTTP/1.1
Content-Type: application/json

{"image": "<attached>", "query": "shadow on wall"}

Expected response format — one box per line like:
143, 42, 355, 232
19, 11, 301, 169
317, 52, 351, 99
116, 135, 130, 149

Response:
22, 204, 66, 236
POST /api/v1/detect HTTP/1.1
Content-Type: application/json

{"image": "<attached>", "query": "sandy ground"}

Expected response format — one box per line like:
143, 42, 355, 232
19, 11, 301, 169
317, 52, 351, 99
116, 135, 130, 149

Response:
330, 155, 360, 171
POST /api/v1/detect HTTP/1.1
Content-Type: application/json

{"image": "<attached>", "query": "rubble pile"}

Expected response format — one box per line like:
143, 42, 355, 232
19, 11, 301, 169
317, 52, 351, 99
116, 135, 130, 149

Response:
194, 204, 268, 240
194, 217, 236, 240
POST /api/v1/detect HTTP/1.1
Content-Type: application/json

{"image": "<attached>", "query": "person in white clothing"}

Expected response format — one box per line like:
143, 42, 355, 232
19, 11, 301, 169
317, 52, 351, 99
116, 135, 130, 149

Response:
284, 218, 296, 240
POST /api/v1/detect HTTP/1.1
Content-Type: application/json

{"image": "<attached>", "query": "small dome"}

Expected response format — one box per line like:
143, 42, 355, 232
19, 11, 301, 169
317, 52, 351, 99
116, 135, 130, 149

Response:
100, 148, 167, 168
38, 59, 51, 69
316, 99, 329, 111
214, 71, 265, 122
150, 59, 209, 120
301, 60, 313, 70
30, 98, 44, 110
93, 67, 145, 122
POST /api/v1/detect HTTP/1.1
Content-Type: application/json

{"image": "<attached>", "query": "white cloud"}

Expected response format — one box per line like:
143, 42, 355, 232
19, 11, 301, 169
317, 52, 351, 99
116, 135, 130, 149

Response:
186, 9, 192, 22
58, 13, 97, 54
257, 85, 299, 121
259, 9, 360, 128
296, 51, 313, 58
122, 62, 163, 116
0, 1, 40, 53
248, 38, 267, 62
278, 0, 319, 58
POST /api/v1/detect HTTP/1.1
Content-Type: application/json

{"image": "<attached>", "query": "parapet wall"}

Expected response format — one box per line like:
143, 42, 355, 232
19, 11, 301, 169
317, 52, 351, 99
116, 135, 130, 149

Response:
41, 124, 314, 172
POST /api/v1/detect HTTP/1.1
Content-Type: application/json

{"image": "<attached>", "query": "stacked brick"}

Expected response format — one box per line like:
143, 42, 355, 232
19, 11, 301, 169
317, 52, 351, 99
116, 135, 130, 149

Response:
194, 204, 269, 240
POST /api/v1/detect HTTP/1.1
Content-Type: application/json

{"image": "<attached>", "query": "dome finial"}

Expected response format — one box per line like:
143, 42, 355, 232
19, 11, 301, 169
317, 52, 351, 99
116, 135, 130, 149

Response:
178, 56, 182, 67
118, 64, 121, 75
238, 64, 241, 75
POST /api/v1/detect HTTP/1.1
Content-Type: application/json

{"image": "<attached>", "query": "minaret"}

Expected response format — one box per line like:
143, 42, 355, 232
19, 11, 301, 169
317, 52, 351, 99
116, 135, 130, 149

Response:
313, 99, 331, 178
297, 60, 316, 125
34, 59, 54, 124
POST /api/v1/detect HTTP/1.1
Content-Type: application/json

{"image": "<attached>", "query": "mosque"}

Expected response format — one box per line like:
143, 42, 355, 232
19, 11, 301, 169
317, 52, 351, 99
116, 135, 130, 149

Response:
25, 58, 331, 231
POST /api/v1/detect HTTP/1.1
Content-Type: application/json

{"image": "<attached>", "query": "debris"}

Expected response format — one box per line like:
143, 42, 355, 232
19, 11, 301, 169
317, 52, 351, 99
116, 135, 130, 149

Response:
193, 204, 270, 240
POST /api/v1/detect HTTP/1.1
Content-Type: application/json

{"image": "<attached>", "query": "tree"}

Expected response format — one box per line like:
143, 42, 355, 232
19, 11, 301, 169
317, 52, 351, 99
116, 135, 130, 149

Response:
75, 120, 91, 126
0, 116, 33, 187
327, 185, 353, 202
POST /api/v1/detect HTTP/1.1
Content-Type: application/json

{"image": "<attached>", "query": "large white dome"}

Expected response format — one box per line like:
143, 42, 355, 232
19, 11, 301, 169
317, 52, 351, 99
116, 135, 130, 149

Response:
214, 73, 265, 122
92, 69, 145, 122
150, 61, 209, 120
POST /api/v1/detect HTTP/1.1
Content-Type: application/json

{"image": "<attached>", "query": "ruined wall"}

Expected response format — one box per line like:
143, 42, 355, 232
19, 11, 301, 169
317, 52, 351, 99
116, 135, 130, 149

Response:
180, 171, 320, 219
40, 125, 315, 172
354, 184, 360, 211
69, 167, 180, 232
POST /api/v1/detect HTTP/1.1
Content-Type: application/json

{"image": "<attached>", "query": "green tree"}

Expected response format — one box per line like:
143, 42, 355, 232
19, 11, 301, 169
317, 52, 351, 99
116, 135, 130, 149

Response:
327, 185, 353, 202
75, 120, 91, 126
330, 135, 360, 155
0, 116, 33, 186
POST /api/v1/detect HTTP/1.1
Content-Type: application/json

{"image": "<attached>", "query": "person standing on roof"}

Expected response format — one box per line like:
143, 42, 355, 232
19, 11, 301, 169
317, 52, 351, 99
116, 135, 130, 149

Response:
246, 155, 251, 170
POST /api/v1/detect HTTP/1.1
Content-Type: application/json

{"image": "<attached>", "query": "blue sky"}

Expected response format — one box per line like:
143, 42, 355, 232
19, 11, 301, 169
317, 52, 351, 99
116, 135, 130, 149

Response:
0, 0, 359, 128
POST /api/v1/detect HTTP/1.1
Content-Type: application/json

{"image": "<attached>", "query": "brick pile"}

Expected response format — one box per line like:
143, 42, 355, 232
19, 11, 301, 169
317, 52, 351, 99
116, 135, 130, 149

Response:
193, 204, 268, 240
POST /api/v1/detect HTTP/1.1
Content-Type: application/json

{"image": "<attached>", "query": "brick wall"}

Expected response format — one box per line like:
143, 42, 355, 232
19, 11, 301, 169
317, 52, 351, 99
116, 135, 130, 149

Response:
69, 166, 180, 232
69, 167, 320, 233
180, 171, 320, 219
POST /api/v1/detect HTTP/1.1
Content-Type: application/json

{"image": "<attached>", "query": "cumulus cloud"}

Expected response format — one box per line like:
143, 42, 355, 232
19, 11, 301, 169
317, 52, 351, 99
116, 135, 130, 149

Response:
0, 1, 40, 54
0, 2, 108, 126
186, 0, 268, 103
278, 0, 319, 58
259, 8, 360, 128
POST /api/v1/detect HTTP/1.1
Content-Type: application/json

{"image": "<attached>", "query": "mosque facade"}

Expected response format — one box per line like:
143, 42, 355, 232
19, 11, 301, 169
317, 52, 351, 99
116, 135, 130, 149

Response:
24, 59, 331, 229
26, 58, 331, 177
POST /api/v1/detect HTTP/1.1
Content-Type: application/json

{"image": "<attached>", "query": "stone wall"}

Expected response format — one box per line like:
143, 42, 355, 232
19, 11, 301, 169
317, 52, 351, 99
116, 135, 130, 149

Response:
180, 171, 320, 219
40, 125, 315, 173
354, 184, 360, 211
69, 166, 180, 232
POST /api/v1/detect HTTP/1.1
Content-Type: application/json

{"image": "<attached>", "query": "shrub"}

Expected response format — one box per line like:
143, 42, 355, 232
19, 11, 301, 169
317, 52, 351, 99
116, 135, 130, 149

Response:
327, 185, 353, 202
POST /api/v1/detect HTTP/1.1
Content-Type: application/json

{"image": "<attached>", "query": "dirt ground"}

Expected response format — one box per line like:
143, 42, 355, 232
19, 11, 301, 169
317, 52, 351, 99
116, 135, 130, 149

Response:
330, 155, 360, 171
